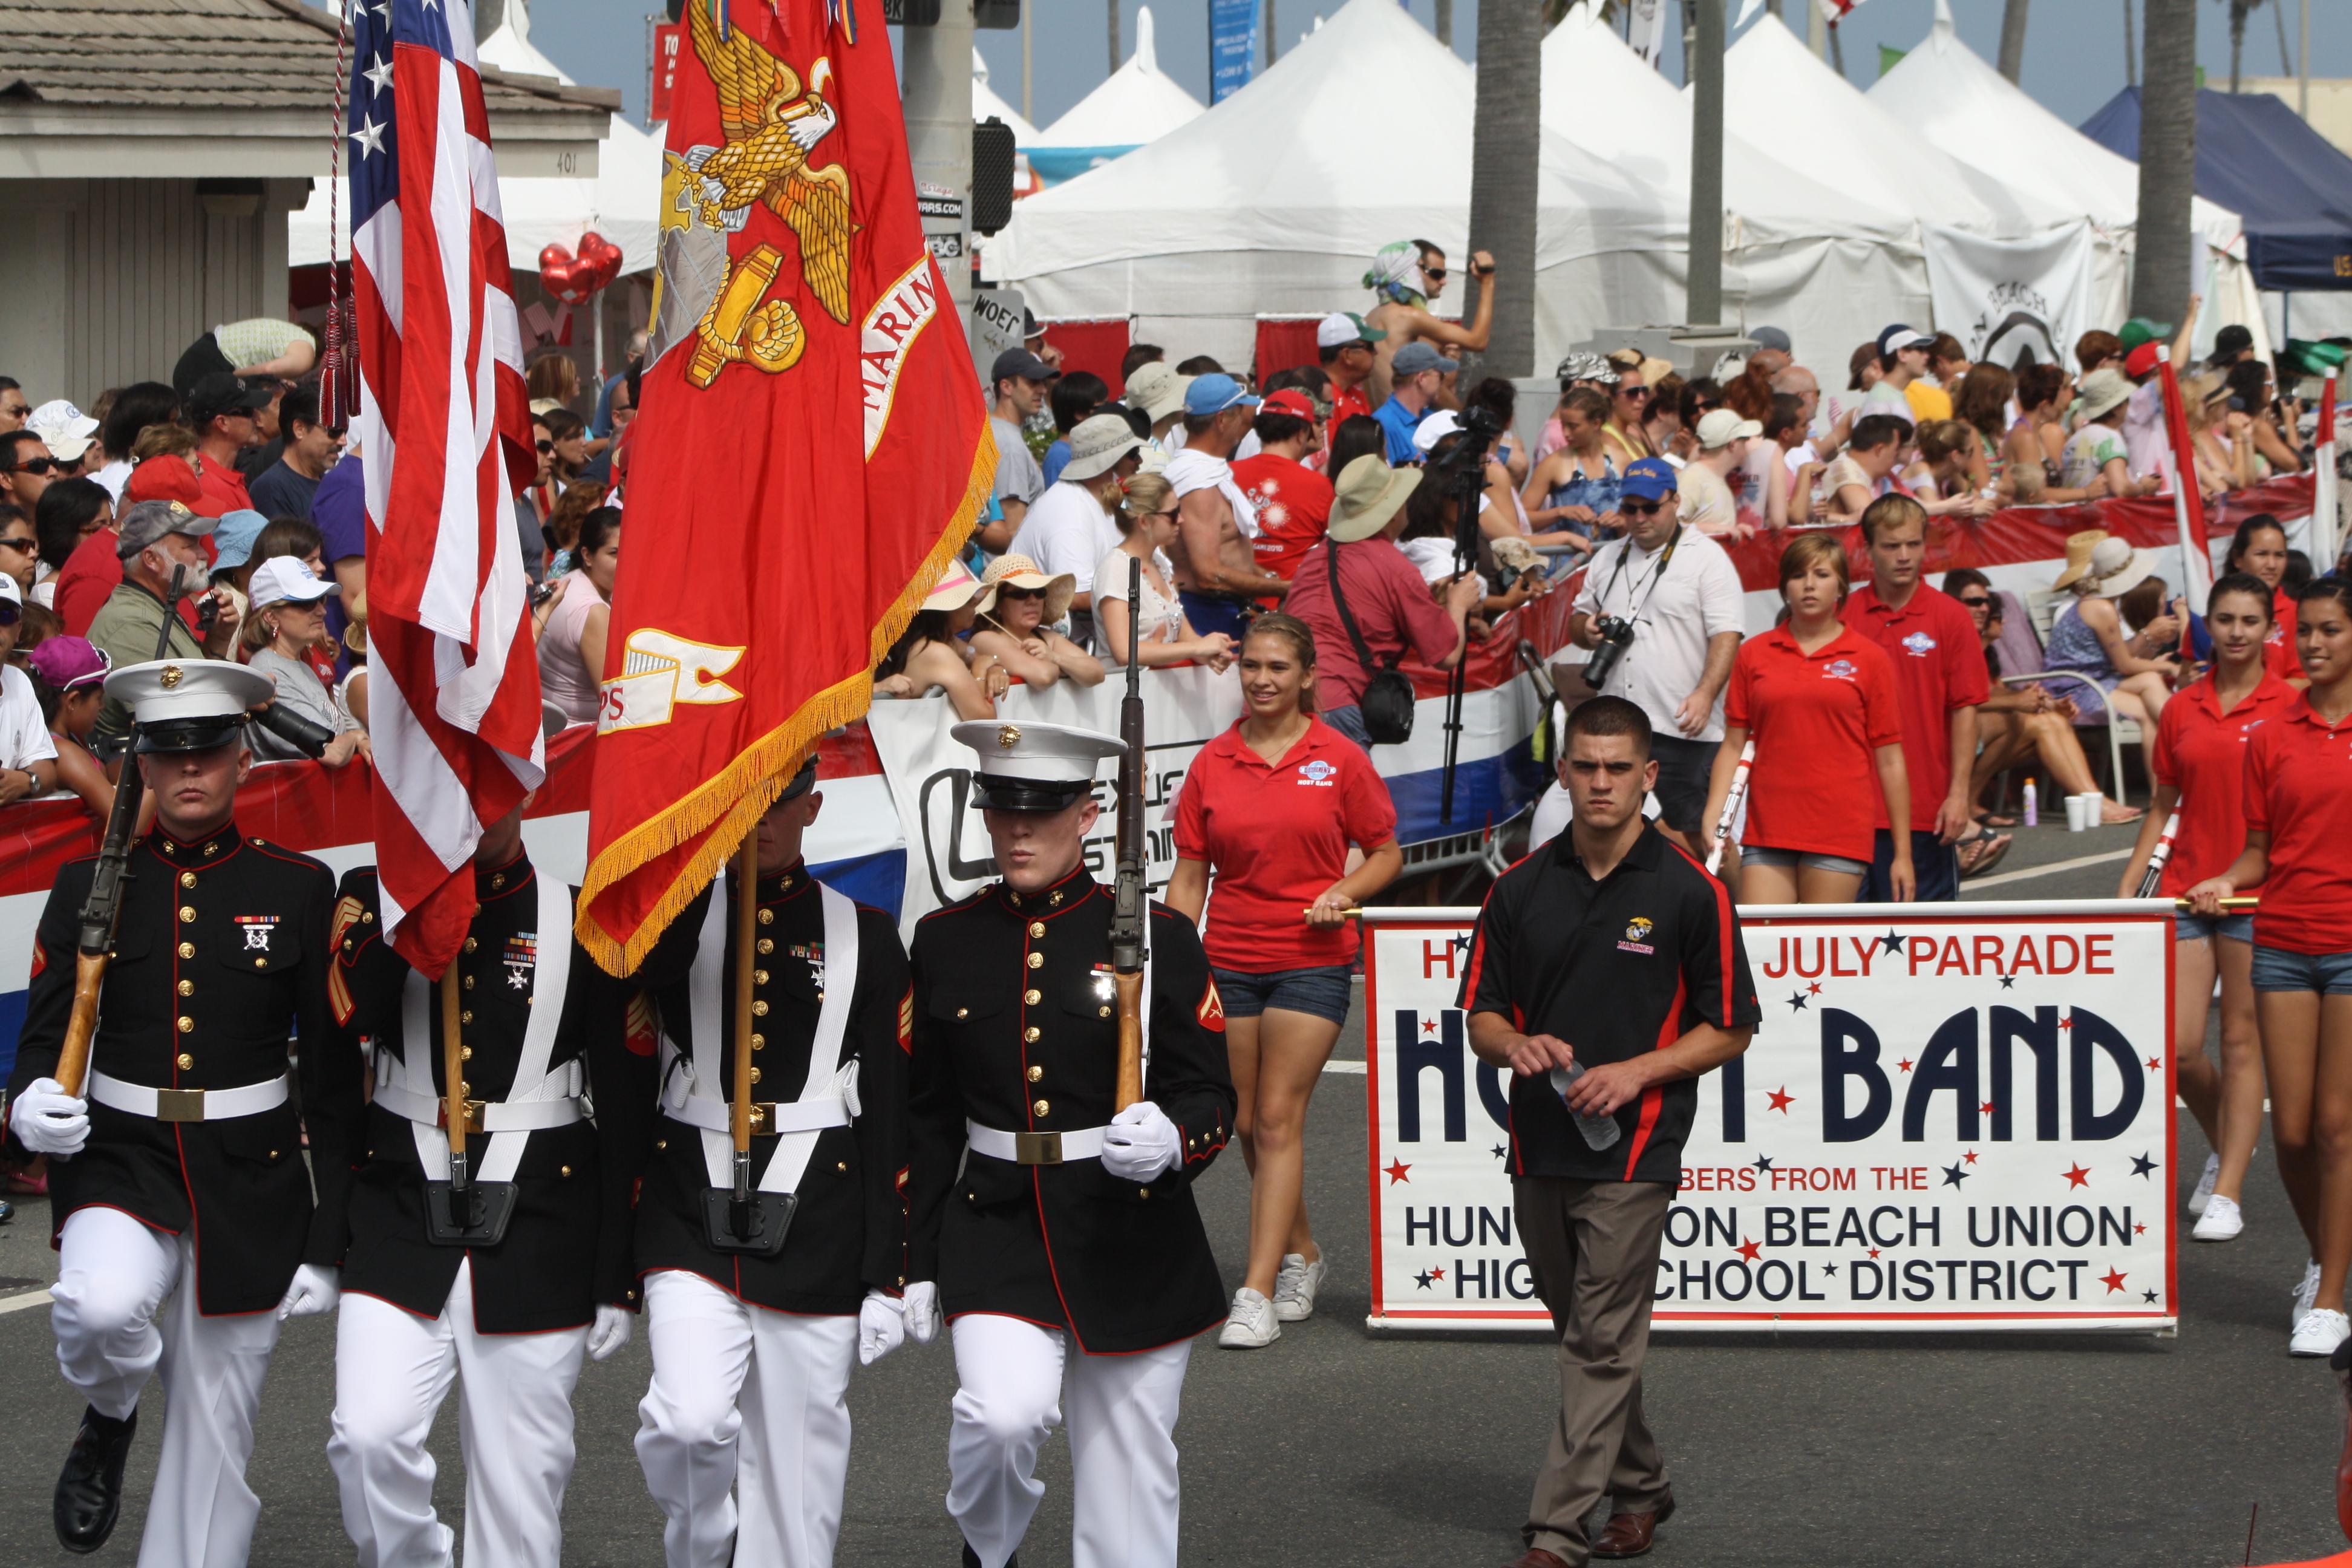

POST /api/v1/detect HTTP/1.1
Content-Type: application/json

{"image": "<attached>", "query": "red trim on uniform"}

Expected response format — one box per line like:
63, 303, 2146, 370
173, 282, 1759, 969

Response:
1664, 838, 1738, 1025
1620, 976, 1686, 1180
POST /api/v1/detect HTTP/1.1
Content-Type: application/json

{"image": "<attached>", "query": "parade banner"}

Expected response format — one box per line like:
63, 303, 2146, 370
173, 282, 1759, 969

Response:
1921, 221, 2099, 374
1364, 903, 2178, 1333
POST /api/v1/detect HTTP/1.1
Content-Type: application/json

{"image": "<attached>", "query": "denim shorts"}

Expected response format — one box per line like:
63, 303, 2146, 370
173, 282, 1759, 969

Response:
2174, 912, 2255, 945
1210, 964, 1355, 1025
2250, 943, 2352, 995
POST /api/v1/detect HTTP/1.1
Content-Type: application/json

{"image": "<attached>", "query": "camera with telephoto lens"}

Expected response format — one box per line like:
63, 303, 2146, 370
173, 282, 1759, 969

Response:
1583, 613, 1636, 688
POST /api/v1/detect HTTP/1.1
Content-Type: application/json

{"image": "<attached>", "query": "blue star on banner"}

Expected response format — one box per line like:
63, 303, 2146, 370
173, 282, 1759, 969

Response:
2130, 1152, 2158, 1178
2143, 1289, 2159, 1303
1941, 1162, 1969, 1187
1491, 1145, 1508, 1161
1753, 1154, 1775, 1172
1880, 929, 1905, 953
1998, 974, 2016, 989
1414, 1270, 1434, 1290
1786, 991, 1811, 1011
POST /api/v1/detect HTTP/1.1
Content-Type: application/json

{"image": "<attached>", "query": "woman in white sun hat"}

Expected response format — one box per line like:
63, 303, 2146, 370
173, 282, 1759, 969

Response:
875, 557, 998, 720
969, 552, 1105, 693
2039, 529, 2180, 743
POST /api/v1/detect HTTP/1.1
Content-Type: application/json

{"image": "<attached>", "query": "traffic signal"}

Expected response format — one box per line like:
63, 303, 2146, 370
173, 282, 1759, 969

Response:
972, 117, 1016, 235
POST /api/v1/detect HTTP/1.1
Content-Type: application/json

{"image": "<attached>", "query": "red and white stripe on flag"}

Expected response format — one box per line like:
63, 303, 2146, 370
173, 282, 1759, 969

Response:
346, 0, 544, 977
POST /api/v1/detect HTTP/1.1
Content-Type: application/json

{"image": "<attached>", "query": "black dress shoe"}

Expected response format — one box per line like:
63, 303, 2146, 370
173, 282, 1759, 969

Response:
55, 1404, 137, 1553
960, 1544, 1018, 1568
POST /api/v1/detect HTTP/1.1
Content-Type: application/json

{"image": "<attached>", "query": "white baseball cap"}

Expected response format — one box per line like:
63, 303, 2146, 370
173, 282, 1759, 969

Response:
27, 399, 99, 464
1693, 409, 1763, 450
246, 555, 340, 607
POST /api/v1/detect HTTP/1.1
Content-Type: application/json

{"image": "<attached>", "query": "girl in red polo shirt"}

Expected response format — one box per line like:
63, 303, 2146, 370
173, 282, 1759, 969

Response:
2122, 573, 2298, 1246
2189, 579, 2352, 1356
2221, 515, 2304, 685
1166, 614, 1401, 1350
1704, 533, 1912, 903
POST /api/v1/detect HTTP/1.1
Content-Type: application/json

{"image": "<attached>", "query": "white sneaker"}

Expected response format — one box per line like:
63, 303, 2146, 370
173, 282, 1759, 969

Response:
1218, 1287, 1280, 1348
2191, 1194, 2243, 1242
1272, 1252, 1328, 1322
2187, 1152, 2221, 1217
2292, 1259, 2323, 1329
2292, 1307, 2351, 1357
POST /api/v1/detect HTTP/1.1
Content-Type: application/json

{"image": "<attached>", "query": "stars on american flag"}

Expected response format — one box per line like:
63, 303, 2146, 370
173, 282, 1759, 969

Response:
350, 117, 387, 157
362, 55, 394, 94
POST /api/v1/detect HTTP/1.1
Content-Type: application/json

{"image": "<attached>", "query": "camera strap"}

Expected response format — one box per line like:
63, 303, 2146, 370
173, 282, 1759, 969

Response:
1601, 524, 1683, 629
1325, 538, 1399, 678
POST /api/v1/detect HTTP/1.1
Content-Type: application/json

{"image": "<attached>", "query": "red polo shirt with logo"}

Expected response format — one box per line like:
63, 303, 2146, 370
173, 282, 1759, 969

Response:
2246, 697, 2352, 955
1172, 717, 1397, 971
1231, 452, 1333, 601
2264, 586, 2301, 682
2148, 669, 2299, 895
1846, 581, 1990, 833
1725, 624, 1905, 860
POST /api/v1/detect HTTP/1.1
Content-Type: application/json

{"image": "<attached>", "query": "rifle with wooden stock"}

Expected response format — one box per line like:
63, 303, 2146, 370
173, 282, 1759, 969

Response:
1112, 555, 1147, 1110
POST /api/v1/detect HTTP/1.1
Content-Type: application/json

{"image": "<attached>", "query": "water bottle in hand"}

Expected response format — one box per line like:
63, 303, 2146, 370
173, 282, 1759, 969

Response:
1548, 1062, 1623, 1151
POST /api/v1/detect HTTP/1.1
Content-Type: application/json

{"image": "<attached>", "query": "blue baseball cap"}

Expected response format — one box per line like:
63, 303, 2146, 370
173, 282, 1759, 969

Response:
1183, 373, 1260, 417
1619, 458, 1678, 501
209, 509, 269, 573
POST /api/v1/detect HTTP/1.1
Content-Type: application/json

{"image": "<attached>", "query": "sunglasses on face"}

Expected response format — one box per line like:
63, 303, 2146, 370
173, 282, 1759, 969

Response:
1422, 266, 1448, 281
1616, 385, 1645, 399
1620, 500, 1665, 517
0, 603, 19, 627
536, 439, 554, 454
0, 535, 33, 552
5, 456, 59, 476
1958, 595, 1991, 610
996, 586, 1044, 601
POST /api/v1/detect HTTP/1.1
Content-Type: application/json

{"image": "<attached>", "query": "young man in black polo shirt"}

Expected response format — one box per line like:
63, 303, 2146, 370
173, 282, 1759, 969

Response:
1462, 697, 1759, 1568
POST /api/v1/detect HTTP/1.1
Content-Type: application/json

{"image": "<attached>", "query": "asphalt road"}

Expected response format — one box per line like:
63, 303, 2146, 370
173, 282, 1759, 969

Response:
2, 813, 2346, 1566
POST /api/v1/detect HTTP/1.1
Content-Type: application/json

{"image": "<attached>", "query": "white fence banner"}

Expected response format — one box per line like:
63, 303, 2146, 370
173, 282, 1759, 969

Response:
1921, 221, 2099, 372
1364, 901, 2178, 1333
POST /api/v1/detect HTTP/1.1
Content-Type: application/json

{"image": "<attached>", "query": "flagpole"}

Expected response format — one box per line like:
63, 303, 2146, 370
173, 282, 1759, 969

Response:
2315, 370, 2339, 571
2155, 345, 2212, 607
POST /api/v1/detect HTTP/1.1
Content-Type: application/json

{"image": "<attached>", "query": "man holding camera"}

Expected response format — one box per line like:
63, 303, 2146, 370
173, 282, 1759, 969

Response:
1567, 459, 1745, 853
1465, 697, 1759, 1568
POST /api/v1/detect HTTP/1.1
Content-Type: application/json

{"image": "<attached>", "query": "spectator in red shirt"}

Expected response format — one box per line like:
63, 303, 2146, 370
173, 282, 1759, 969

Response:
2222, 514, 2303, 685
1166, 613, 1400, 1350
2122, 573, 2297, 1248
2189, 578, 2352, 1357
1704, 534, 1912, 904
1316, 313, 1381, 441
185, 374, 267, 517
1279, 455, 1482, 753
1232, 390, 1333, 600
1845, 495, 1989, 902
56, 455, 217, 638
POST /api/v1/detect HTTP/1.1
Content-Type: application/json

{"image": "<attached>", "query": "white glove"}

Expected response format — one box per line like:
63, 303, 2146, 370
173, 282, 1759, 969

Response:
858, 1290, 906, 1365
11, 1077, 88, 1157
1100, 1100, 1181, 1184
276, 1264, 341, 1321
902, 1280, 941, 1345
586, 1304, 633, 1362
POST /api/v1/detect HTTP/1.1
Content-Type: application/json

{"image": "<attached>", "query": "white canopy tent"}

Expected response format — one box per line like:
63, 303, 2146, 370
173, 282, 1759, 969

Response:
972, 47, 1040, 143
1025, 8, 1204, 185
990, 0, 1685, 371
288, 12, 664, 277
1866, 2, 2269, 364
1538, 4, 1924, 370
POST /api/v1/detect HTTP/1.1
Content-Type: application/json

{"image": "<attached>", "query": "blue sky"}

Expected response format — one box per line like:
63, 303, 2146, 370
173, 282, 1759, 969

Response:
526, 0, 2348, 137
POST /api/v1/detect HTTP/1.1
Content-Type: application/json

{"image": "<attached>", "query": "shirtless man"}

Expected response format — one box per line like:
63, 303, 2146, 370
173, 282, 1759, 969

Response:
1362, 241, 1495, 406
1164, 376, 1288, 641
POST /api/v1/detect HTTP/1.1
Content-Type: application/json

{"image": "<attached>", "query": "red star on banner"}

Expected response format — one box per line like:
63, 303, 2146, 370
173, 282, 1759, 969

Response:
2059, 1015, 2074, 1031
1383, 1160, 1412, 1184
1867, 1247, 1882, 1259
2134, 1223, 2146, 1235
1421, 1017, 1437, 1034
1979, 1100, 1998, 1116
1768, 1087, 1795, 1113
2063, 1163, 2091, 1188
1963, 1151, 1978, 1165
2099, 1267, 2128, 1293
1429, 1266, 1445, 1281
1898, 1058, 1915, 1073
1737, 1238, 1762, 1262
2145, 1056, 2162, 1072
1807, 982, 1822, 994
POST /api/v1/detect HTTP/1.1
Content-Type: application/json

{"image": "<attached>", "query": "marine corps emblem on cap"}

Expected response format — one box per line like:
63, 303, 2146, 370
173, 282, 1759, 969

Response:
169, 501, 191, 517
997, 725, 1021, 748
160, 665, 183, 690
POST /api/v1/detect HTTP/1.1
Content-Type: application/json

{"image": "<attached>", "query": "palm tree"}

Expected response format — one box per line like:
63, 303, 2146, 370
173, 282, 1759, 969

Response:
2133, 0, 2198, 322
1998, 0, 2030, 84
2226, 0, 2268, 93
1108, 0, 1120, 76
1468, 0, 1541, 377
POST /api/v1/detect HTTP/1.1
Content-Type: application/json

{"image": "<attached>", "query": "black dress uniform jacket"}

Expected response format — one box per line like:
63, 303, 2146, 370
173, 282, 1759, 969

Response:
328, 854, 649, 1334
629, 863, 912, 1315
907, 864, 1236, 1354
7, 825, 355, 1315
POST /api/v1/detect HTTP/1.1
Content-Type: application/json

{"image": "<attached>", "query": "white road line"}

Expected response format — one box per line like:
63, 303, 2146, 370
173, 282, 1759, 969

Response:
1964, 847, 2132, 891
0, 1288, 52, 1315
1323, 1060, 1367, 1074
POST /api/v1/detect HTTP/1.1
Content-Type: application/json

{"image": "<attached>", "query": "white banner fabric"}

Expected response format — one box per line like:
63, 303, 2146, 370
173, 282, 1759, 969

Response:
1922, 221, 2099, 371
1364, 901, 2179, 1334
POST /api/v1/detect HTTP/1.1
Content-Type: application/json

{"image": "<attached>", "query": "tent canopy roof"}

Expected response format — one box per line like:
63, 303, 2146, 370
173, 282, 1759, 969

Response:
1870, 2, 2237, 246
973, 48, 1040, 143
2079, 85, 2352, 292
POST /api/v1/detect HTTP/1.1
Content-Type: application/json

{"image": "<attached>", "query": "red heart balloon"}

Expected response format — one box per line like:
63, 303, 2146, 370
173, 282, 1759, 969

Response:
576, 230, 625, 291
537, 243, 597, 306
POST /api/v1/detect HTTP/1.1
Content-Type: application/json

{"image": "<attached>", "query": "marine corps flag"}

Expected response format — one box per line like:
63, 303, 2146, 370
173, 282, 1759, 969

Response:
577, 0, 992, 973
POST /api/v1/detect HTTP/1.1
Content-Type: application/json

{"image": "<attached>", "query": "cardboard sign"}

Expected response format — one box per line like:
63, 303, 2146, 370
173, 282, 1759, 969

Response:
1364, 903, 2178, 1333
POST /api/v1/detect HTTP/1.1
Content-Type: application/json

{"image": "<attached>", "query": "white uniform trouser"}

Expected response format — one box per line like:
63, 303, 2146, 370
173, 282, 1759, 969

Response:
50, 1204, 284, 1568
633, 1269, 858, 1568
327, 1258, 589, 1568
947, 1313, 1192, 1568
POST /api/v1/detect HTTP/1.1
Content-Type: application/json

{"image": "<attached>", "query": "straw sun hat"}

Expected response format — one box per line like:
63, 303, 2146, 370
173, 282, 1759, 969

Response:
978, 553, 1076, 626
2051, 529, 2159, 599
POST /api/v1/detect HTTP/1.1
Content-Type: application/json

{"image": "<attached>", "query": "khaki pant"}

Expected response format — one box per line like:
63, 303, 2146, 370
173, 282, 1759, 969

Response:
1512, 1177, 1674, 1564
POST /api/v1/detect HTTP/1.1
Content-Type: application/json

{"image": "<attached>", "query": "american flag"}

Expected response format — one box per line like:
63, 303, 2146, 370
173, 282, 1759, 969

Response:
346, 0, 544, 975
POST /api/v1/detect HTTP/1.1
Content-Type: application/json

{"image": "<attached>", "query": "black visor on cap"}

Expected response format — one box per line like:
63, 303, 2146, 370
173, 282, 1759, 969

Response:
777, 756, 820, 802
970, 774, 1094, 812
134, 715, 247, 754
